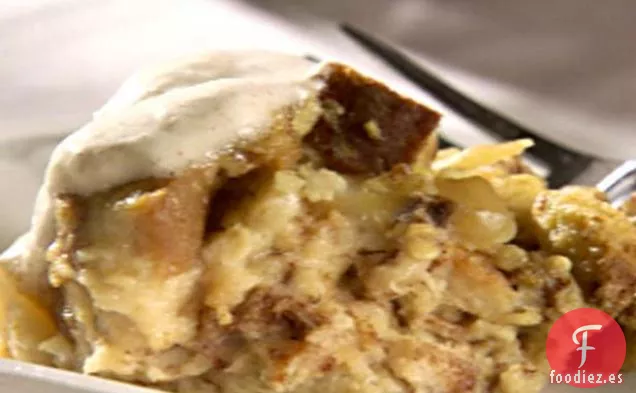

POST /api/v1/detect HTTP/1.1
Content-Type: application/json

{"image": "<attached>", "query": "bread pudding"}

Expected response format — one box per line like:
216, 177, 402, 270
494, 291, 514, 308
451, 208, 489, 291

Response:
0, 51, 634, 393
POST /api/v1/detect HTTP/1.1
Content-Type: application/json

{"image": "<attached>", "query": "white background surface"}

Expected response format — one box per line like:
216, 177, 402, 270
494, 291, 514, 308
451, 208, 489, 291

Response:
0, 1, 634, 392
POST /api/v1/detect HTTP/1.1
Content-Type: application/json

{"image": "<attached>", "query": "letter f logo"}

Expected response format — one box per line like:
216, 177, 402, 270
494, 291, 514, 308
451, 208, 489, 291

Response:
572, 324, 603, 368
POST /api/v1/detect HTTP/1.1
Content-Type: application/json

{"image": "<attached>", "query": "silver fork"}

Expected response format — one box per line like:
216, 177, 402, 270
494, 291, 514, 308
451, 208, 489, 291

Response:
340, 24, 635, 204
597, 160, 636, 206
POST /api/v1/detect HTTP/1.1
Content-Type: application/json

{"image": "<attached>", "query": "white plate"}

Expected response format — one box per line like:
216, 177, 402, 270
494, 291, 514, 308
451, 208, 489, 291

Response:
0, 359, 157, 393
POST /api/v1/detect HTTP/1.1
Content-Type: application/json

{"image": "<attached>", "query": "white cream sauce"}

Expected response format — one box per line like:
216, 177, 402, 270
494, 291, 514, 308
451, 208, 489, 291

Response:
1, 51, 322, 294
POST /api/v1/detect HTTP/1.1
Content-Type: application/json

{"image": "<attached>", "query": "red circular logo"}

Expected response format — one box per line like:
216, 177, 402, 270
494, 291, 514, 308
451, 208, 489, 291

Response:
546, 308, 626, 388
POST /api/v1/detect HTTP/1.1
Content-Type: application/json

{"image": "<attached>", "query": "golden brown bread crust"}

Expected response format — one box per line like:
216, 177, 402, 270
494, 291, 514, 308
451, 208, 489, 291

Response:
305, 64, 441, 174
50, 165, 218, 281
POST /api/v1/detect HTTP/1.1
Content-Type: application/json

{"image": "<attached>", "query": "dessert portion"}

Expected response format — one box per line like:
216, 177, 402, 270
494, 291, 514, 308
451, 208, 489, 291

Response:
1, 51, 635, 393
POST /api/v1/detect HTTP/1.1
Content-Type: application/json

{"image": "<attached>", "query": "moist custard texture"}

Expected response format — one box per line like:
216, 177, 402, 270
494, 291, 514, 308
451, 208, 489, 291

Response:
1, 61, 635, 393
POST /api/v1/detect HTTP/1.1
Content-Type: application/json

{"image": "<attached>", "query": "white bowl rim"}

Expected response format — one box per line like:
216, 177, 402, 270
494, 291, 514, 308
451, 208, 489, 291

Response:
0, 359, 157, 393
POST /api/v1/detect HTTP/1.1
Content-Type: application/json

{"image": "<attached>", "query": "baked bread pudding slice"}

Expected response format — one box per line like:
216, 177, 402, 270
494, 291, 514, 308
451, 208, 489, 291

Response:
1, 51, 635, 393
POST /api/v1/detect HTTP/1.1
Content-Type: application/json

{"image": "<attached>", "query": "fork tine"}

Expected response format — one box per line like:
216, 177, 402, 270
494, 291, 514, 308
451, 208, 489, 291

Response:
341, 23, 593, 187
596, 160, 636, 194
